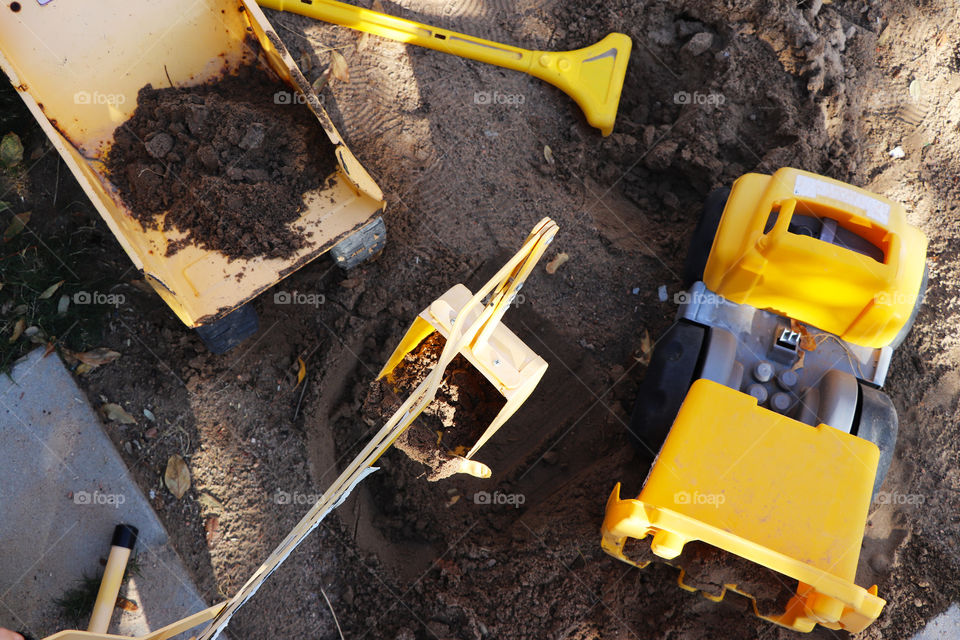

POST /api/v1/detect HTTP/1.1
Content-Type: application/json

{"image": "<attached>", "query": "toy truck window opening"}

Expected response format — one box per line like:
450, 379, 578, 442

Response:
763, 202, 886, 263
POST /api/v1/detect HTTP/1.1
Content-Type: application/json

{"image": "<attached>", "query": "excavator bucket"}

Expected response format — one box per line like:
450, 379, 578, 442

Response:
379, 219, 557, 478
0, 0, 385, 329
602, 379, 885, 633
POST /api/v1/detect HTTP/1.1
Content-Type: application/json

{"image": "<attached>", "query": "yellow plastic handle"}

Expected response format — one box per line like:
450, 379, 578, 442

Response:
260, 0, 533, 68
257, 0, 631, 134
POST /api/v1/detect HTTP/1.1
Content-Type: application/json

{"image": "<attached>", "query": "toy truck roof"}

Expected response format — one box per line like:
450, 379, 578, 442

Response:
703, 168, 927, 348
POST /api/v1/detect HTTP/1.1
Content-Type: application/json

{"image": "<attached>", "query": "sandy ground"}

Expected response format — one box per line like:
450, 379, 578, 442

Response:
8, 0, 960, 638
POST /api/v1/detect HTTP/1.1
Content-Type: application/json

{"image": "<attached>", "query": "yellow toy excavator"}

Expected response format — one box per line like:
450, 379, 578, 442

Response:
602, 168, 928, 633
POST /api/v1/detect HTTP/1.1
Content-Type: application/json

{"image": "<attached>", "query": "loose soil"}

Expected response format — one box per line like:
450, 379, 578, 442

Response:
106, 65, 337, 261
363, 332, 507, 481
8, 0, 960, 639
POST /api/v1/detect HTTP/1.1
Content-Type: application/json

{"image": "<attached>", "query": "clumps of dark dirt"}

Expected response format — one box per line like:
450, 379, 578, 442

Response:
623, 538, 796, 618
362, 332, 505, 481
106, 64, 338, 261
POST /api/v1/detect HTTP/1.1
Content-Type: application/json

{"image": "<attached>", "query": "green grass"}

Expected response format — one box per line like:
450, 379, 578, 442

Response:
54, 554, 142, 626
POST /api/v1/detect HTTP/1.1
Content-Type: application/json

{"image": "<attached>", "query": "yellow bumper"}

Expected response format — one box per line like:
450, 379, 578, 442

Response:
601, 379, 885, 633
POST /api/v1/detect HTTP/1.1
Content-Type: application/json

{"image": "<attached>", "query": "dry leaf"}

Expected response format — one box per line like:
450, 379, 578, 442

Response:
330, 50, 350, 83
909, 79, 921, 100
299, 52, 313, 73
8, 317, 25, 343
0, 132, 23, 168
312, 68, 332, 94
39, 280, 64, 300
543, 145, 555, 165
205, 515, 221, 547
74, 347, 122, 367
165, 454, 191, 499
790, 319, 817, 351
295, 356, 306, 388
791, 350, 806, 371
76, 363, 93, 375
102, 403, 137, 424
357, 31, 371, 52
634, 329, 653, 367
4, 212, 30, 242
545, 252, 569, 274
198, 492, 224, 514
115, 596, 139, 612
371, 0, 386, 12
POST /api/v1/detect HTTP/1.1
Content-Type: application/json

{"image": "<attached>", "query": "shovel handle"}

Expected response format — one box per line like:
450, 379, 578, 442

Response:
259, 0, 534, 70
257, 0, 630, 134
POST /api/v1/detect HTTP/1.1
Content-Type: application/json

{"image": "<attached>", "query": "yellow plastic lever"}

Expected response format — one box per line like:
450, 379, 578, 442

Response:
257, 0, 631, 135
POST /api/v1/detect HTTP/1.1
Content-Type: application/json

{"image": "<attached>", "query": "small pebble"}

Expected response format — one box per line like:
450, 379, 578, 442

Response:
682, 32, 714, 57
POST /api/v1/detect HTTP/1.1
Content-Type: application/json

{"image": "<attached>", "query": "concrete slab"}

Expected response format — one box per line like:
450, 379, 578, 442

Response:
912, 604, 960, 639
0, 348, 217, 640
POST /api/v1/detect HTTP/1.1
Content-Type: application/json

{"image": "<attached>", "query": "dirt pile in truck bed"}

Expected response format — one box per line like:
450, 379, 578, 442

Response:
106, 65, 337, 261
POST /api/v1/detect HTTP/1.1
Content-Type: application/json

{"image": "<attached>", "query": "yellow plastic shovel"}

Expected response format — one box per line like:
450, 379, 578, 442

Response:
258, 0, 631, 135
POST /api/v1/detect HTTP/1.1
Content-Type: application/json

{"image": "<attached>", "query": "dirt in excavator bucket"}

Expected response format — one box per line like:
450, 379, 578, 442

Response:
106, 62, 337, 262
362, 332, 506, 481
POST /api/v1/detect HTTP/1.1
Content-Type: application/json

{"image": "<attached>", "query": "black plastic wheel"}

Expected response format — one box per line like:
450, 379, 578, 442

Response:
627, 320, 708, 460
889, 263, 929, 349
853, 382, 899, 498
683, 187, 730, 287
194, 303, 259, 354
331, 216, 387, 270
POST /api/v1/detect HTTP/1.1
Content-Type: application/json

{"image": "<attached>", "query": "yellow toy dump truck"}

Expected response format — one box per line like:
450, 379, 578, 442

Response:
0, 0, 386, 353
602, 168, 928, 633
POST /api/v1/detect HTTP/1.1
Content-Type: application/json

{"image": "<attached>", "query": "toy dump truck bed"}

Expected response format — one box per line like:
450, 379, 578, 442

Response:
603, 378, 885, 632
0, 0, 385, 327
